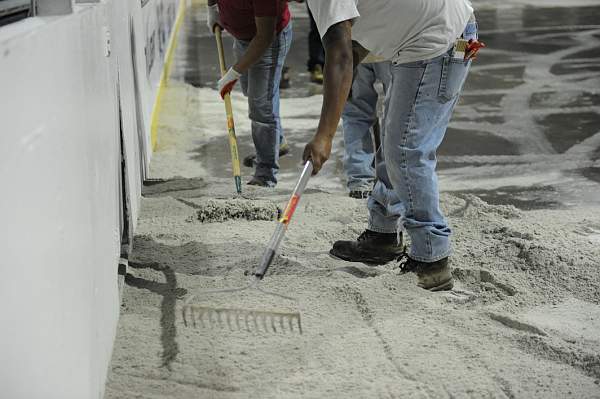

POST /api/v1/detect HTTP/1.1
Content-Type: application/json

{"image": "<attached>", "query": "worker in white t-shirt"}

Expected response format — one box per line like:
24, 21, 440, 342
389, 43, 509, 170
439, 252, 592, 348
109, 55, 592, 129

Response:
301, 0, 484, 291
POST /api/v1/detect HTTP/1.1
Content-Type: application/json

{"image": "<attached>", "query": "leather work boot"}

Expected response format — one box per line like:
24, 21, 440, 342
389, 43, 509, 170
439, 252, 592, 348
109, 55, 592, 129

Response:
398, 255, 454, 291
330, 230, 403, 265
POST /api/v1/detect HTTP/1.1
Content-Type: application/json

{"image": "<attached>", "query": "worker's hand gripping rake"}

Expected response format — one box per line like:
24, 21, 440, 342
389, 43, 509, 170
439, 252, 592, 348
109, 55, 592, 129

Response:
182, 161, 314, 334
214, 26, 242, 194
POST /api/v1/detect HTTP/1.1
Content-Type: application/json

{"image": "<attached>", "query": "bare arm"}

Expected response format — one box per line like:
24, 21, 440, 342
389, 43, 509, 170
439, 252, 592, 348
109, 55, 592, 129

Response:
233, 16, 277, 74
302, 20, 354, 174
316, 21, 354, 143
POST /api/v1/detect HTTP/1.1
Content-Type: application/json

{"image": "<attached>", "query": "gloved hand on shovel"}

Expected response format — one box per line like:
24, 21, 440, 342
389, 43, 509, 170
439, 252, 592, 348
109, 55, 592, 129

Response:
218, 67, 241, 99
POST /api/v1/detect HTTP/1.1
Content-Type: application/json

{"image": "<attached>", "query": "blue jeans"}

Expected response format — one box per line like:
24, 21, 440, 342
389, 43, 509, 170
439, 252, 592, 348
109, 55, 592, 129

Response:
233, 23, 292, 185
341, 62, 391, 191
367, 21, 477, 262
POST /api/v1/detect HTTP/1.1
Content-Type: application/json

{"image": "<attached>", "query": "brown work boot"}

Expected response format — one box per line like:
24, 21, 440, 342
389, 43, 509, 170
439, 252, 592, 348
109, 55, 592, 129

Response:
397, 254, 454, 291
330, 230, 403, 265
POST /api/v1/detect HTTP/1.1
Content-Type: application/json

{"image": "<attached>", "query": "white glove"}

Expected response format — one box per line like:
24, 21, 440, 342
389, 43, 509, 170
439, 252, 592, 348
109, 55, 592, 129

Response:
207, 4, 220, 34
218, 67, 241, 99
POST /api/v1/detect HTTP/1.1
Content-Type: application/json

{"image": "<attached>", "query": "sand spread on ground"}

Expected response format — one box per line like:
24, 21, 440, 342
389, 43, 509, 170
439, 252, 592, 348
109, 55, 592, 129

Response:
105, 79, 600, 398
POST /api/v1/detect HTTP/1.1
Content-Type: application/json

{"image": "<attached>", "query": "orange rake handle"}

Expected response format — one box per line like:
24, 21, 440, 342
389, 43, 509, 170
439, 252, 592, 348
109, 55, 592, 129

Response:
254, 161, 314, 279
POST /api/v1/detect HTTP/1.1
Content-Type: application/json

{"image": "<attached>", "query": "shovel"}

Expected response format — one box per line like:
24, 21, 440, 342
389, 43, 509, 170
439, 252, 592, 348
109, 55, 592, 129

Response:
214, 26, 242, 194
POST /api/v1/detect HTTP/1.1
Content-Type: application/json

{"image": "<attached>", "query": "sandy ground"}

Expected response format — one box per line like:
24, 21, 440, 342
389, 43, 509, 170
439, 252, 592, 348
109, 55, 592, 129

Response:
105, 78, 600, 398
106, 1, 600, 397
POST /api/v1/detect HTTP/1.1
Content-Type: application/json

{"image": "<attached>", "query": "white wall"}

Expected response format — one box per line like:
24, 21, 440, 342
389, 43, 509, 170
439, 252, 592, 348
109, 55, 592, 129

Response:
0, 0, 181, 397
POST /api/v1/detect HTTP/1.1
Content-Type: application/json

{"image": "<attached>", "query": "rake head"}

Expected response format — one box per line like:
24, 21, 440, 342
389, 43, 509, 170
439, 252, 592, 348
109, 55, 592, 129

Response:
182, 304, 302, 334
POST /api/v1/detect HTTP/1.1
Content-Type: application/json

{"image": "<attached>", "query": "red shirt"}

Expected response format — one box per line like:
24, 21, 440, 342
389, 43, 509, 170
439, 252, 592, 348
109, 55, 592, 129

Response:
218, 0, 290, 41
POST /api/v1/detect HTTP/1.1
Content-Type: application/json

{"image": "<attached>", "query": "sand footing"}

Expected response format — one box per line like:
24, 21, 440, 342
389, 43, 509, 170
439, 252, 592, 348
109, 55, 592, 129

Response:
106, 170, 600, 398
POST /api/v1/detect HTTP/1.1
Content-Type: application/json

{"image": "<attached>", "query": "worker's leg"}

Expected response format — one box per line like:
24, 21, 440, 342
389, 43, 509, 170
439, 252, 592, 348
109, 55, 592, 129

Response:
271, 24, 292, 155
366, 63, 400, 236
329, 62, 400, 264
341, 64, 378, 194
234, 24, 292, 185
332, 24, 474, 269
380, 51, 471, 262
341, 62, 392, 196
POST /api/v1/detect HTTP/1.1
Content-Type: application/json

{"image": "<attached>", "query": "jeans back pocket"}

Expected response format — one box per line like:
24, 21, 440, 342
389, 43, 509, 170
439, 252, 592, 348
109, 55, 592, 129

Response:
438, 56, 470, 103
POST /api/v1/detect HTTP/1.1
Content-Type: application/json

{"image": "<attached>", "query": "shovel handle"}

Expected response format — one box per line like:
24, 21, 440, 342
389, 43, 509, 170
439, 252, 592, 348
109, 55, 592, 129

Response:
214, 26, 242, 194
214, 26, 228, 77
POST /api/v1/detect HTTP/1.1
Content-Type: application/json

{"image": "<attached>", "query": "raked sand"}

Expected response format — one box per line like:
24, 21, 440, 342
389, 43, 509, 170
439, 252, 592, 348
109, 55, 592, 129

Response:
105, 81, 600, 398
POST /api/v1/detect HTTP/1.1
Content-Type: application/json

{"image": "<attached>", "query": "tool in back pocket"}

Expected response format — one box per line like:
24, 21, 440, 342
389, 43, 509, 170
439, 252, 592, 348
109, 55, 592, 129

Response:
452, 39, 469, 60
453, 38, 486, 61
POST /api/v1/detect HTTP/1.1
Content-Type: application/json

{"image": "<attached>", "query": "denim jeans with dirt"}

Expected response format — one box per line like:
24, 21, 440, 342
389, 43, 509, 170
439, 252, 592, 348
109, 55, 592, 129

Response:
341, 62, 391, 192
367, 21, 478, 262
233, 23, 292, 186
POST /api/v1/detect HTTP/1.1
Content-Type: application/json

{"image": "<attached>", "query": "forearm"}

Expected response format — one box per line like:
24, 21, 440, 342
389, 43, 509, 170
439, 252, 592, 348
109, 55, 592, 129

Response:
233, 33, 274, 73
315, 23, 354, 141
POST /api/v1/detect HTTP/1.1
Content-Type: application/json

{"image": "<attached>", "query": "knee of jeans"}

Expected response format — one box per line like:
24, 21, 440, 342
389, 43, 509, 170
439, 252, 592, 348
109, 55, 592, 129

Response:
384, 144, 434, 169
248, 100, 276, 124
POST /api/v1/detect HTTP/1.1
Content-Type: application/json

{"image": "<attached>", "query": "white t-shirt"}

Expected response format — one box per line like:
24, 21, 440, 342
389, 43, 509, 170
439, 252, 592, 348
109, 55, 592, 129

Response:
307, 0, 473, 64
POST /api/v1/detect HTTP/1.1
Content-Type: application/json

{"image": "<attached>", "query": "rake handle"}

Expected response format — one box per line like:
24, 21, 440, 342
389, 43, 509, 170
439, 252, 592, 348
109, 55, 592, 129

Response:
215, 27, 242, 194
254, 161, 314, 279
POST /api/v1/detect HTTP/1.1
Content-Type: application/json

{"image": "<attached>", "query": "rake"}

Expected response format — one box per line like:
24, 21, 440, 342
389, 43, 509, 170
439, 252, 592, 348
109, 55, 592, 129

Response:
182, 161, 314, 334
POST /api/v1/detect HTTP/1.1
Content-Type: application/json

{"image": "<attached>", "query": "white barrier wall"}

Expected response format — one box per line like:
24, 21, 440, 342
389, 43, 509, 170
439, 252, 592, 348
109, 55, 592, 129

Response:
0, 0, 181, 397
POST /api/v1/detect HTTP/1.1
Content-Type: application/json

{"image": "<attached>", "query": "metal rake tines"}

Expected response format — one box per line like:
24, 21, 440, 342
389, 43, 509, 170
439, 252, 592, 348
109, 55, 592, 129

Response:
182, 305, 303, 334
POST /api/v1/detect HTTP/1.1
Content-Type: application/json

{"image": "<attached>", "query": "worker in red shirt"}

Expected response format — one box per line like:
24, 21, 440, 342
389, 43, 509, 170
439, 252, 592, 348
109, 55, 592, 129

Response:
207, 0, 293, 187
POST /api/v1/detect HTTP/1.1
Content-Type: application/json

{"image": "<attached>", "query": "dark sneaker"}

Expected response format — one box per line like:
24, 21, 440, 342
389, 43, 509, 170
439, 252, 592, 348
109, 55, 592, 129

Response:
247, 177, 275, 188
349, 190, 372, 199
397, 254, 454, 291
330, 230, 403, 265
243, 143, 291, 168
